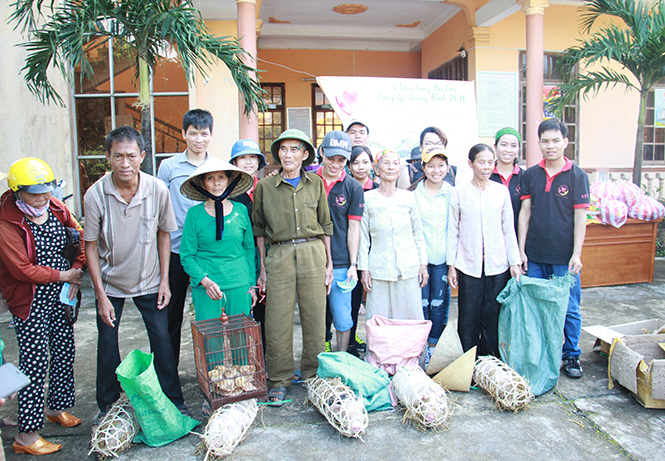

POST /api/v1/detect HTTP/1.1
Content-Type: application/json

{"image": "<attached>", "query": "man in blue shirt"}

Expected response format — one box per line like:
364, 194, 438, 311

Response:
157, 109, 212, 366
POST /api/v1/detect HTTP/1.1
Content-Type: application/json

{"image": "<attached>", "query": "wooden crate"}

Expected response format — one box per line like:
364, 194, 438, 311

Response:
580, 219, 660, 288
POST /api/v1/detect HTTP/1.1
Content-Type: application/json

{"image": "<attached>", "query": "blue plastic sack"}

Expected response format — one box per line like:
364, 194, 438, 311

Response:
497, 274, 573, 396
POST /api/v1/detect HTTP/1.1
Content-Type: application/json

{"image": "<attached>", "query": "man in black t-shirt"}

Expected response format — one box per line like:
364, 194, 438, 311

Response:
316, 131, 364, 354
518, 118, 590, 379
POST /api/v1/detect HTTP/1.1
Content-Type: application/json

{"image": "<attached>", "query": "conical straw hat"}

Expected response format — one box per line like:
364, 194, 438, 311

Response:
426, 322, 463, 375
432, 346, 477, 392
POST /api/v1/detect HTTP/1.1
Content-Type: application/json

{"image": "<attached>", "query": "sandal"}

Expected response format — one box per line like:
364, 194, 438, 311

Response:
267, 387, 288, 407
293, 369, 304, 384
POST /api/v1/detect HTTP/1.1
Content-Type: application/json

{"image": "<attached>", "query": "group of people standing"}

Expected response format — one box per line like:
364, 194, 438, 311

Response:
0, 107, 589, 453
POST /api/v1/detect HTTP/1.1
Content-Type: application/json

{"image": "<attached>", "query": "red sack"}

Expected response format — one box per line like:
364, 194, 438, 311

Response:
628, 196, 665, 221
600, 199, 628, 228
590, 181, 620, 202
365, 315, 431, 376
618, 182, 645, 208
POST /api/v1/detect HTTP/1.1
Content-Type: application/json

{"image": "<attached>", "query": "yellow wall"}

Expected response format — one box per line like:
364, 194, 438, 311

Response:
0, 2, 75, 201
193, 20, 242, 160
421, 4, 643, 169
257, 49, 421, 109
421, 11, 469, 77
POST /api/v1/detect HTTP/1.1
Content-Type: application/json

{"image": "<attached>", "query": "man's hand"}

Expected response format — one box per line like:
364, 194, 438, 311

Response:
510, 264, 523, 282
257, 267, 267, 294
157, 279, 171, 310
201, 276, 224, 301
448, 266, 458, 289
520, 251, 529, 273
325, 263, 334, 295
568, 255, 583, 275
361, 270, 372, 292
346, 265, 358, 283
97, 293, 116, 328
418, 264, 429, 288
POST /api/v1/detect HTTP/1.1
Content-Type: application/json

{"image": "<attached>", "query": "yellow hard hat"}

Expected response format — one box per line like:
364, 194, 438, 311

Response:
7, 158, 57, 193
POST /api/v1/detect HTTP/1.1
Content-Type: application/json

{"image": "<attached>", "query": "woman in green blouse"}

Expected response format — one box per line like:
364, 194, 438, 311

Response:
180, 157, 257, 320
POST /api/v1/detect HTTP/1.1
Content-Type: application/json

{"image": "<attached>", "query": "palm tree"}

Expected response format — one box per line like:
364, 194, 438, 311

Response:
9, 0, 265, 173
553, 0, 665, 187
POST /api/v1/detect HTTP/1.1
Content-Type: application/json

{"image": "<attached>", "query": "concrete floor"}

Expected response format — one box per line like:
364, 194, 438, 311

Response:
2, 261, 665, 460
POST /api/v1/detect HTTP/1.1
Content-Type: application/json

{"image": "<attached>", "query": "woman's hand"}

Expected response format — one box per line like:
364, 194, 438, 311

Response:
67, 283, 79, 301
510, 264, 523, 282
361, 270, 372, 292
250, 288, 258, 308
201, 277, 224, 300
448, 266, 458, 289
59, 268, 83, 285
418, 264, 429, 288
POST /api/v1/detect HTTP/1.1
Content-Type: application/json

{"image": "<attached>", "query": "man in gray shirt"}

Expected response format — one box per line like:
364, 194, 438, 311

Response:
84, 126, 187, 419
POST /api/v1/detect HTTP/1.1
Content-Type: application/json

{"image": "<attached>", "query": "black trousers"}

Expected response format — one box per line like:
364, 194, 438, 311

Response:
166, 252, 190, 367
97, 294, 185, 411
457, 268, 511, 358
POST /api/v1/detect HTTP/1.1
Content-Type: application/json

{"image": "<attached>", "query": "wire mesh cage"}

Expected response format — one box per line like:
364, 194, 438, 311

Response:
191, 314, 267, 410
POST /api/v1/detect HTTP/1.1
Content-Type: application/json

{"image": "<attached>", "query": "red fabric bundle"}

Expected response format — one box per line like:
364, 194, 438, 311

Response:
600, 199, 628, 228
628, 196, 665, 221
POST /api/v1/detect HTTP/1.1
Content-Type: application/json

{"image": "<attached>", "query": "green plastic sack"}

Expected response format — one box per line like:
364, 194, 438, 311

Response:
316, 351, 392, 411
497, 274, 573, 396
116, 349, 198, 447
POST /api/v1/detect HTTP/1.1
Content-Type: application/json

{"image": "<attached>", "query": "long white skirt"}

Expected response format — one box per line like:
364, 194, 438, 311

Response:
365, 276, 424, 321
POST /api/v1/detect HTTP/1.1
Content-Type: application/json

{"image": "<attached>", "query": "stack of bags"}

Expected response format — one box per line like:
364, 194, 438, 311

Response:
590, 181, 664, 228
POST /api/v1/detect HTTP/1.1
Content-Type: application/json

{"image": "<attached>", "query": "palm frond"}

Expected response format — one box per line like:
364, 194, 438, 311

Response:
551, 67, 636, 114
12, 0, 266, 114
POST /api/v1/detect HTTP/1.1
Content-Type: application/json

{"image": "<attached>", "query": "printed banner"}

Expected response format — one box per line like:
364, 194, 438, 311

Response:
317, 76, 478, 171
655, 89, 665, 127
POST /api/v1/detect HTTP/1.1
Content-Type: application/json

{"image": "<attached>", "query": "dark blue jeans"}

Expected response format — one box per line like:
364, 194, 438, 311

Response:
96, 294, 185, 411
421, 264, 450, 344
526, 263, 582, 359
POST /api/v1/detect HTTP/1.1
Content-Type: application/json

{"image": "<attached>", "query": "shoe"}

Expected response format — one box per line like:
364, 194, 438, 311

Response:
424, 346, 435, 371
178, 406, 193, 418
46, 411, 81, 428
92, 410, 107, 427
201, 400, 212, 418
13, 437, 62, 455
562, 358, 583, 379
354, 334, 366, 353
347, 345, 359, 358
324, 341, 332, 352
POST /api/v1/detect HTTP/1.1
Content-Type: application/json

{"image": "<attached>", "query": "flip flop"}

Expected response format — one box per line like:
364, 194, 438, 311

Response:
293, 369, 304, 384
0, 417, 17, 428
267, 387, 288, 407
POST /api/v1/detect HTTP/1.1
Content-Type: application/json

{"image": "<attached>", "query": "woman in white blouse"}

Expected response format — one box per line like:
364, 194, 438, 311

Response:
359, 149, 428, 320
447, 144, 522, 357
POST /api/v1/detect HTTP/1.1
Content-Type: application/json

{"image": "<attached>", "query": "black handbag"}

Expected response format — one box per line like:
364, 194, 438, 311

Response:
62, 226, 82, 325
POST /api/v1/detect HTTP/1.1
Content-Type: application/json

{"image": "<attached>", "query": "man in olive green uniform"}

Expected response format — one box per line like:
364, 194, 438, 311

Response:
253, 129, 334, 404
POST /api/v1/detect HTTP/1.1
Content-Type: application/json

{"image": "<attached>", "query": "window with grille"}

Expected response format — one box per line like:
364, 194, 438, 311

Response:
643, 89, 665, 162
428, 55, 468, 81
519, 52, 578, 162
73, 37, 188, 214
258, 83, 285, 162
312, 84, 342, 149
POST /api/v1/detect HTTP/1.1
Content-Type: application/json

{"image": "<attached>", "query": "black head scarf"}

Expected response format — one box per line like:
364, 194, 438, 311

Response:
189, 173, 242, 240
